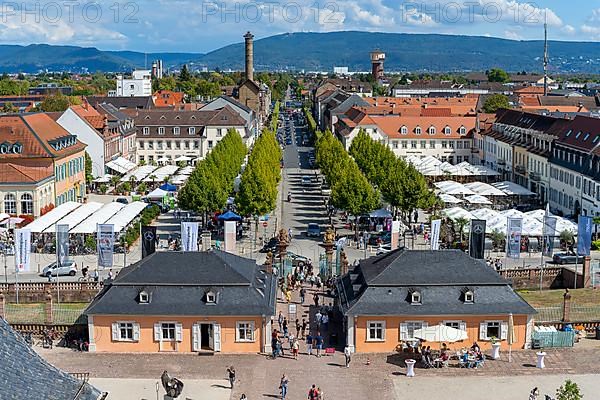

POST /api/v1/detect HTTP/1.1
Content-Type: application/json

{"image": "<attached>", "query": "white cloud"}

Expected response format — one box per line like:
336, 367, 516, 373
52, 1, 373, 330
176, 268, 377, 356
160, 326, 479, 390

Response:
561, 25, 576, 35
504, 30, 523, 40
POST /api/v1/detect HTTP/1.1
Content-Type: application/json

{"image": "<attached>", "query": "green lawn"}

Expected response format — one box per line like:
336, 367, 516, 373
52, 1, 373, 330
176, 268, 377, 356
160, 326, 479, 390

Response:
518, 288, 600, 308
5, 303, 89, 324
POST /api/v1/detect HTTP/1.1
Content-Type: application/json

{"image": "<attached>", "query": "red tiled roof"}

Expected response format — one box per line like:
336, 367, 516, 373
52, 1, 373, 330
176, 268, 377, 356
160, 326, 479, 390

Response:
153, 90, 185, 108
0, 162, 53, 184
370, 115, 476, 139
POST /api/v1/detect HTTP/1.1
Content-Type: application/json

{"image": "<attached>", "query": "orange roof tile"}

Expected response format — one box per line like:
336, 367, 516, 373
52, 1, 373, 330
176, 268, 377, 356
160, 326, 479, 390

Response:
153, 90, 185, 107
370, 115, 476, 139
0, 162, 53, 184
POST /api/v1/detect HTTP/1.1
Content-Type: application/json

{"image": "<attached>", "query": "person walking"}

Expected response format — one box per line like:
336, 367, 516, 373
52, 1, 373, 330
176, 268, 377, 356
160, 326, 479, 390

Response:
301, 318, 307, 339
280, 374, 289, 400
321, 313, 329, 333
295, 319, 301, 338
315, 332, 323, 357
306, 332, 313, 356
313, 293, 319, 307
308, 385, 318, 400
299, 287, 306, 304
529, 387, 539, 400
314, 310, 322, 330
283, 317, 289, 337
92, 269, 99, 282
344, 345, 352, 368
292, 338, 299, 360
227, 366, 236, 389
107, 269, 113, 280
278, 311, 284, 331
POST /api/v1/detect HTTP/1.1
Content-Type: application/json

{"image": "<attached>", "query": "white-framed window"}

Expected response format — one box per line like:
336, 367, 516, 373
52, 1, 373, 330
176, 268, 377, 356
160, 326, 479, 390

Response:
139, 141, 145, 150
429, 140, 436, 148
3, 194, 16, 214
208, 140, 213, 149
162, 322, 176, 340
459, 126, 467, 135
444, 126, 451, 135
400, 126, 408, 135
217, 128, 223, 137
367, 320, 385, 341
464, 290, 474, 303
428, 126, 436, 135
236, 321, 255, 342
20, 193, 33, 215
143, 127, 149, 135
154, 322, 183, 342
415, 126, 422, 135
401, 141, 408, 149
158, 127, 165, 135
399, 321, 426, 340
479, 321, 507, 341
206, 291, 216, 304
139, 291, 149, 303
188, 127, 195, 135
392, 141, 398, 149
111, 321, 140, 342
411, 141, 417, 149
173, 127, 180, 135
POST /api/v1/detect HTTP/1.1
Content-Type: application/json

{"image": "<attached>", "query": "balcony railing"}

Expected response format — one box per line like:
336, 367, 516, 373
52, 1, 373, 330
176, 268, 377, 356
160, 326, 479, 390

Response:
530, 171, 541, 181
515, 165, 526, 174
497, 159, 506, 165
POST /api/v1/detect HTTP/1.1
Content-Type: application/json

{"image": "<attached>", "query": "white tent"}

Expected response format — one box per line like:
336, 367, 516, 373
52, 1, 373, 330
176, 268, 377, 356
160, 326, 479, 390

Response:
103, 202, 147, 233
464, 182, 507, 197
499, 209, 525, 219
121, 165, 157, 182
143, 165, 179, 182
70, 202, 126, 234
439, 194, 463, 204
464, 195, 492, 205
492, 181, 535, 196
470, 208, 499, 221
174, 155, 192, 162
26, 202, 81, 233
93, 174, 113, 183
442, 207, 474, 221
42, 202, 103, 233
105, 157, 137, 174
434, 181, 476, 196
147, 188, 168, 199
370, 208, 392, 218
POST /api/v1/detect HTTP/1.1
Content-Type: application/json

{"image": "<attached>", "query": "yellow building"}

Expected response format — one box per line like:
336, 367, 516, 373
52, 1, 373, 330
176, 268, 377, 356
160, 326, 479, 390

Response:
85, 251, 276, 353
0, 114, 86, 217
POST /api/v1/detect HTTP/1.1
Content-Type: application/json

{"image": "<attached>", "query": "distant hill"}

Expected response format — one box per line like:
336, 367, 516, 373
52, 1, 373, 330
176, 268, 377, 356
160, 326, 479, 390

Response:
1, 32, 600, 73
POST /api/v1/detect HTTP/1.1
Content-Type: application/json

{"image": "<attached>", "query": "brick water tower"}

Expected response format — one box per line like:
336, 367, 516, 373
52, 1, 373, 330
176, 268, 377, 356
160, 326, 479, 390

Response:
370, 50, 385, 82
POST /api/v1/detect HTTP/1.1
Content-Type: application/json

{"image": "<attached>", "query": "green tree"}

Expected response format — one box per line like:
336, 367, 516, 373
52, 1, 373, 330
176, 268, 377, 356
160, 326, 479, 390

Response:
179, 64, 191, 82
454, 217, 469, 243
84, 152, 93, 184
39, 94, 72, 112
1, 101, 16, 113
482, 94, 510, 113
487, 68, 510, 83
556, 380, 583, 400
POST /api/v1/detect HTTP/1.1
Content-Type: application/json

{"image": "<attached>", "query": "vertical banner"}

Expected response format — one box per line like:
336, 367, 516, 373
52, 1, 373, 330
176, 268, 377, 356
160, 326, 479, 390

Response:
141, 226, 157, 258
430, 219, 441, 250
14, 228, 31, 273
97, 224, 114, 268
224, 221, 236, 253
391, 221, 401, 250
56, 224, 69, 267
577, 215, 593, 256
543, 216, 557, 257
469, 219, 486, 259
506, 218, 523, 259
181, 222, 199, 252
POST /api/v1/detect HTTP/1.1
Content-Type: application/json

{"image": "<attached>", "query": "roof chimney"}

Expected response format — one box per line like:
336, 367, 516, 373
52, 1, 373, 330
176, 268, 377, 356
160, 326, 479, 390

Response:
244, 31, 254, 82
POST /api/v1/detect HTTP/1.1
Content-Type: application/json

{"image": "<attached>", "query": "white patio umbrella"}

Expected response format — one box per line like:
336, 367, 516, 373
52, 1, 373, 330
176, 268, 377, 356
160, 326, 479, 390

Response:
413, 324, 468, 343
464, 195, 493, 205
174, 155, 192, 162
439, 194, 463, 204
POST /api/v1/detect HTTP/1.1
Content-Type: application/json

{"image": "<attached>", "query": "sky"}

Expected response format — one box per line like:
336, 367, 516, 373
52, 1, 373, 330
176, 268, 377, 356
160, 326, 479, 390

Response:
0, 1, 600, 53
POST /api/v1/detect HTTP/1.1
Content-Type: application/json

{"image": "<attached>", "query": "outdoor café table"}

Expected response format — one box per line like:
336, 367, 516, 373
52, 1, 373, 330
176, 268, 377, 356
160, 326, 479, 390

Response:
433, 358, 444, 368
405, 359, 416, 377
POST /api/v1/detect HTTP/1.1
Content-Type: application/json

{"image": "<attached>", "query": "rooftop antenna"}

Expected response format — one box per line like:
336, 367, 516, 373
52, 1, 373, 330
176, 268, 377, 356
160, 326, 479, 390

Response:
543, 9, 549, 96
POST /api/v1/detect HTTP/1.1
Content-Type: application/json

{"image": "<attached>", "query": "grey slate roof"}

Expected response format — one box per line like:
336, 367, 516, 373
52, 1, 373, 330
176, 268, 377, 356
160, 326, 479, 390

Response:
338, 249, 536, 317
0, 318, 102, 400
85, 251, 276, 317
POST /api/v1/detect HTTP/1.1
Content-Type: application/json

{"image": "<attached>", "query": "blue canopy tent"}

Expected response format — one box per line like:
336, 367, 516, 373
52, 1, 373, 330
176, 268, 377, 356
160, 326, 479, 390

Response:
218, 210, 242, 221
159, 183, 177, 192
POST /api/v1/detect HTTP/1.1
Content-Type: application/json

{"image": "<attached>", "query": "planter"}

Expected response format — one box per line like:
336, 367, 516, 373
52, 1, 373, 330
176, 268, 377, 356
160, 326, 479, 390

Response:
491, 342, 501, 360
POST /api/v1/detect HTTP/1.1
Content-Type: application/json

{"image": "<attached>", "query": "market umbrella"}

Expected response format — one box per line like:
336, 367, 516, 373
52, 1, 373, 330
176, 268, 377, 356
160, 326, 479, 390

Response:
218, 210, 242, 221
508, 313, 515, 363
412, 324, 468, 343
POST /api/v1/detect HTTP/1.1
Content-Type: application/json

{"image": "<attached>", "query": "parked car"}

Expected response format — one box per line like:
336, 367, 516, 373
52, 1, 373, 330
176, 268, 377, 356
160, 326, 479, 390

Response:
552, 253, 585, 265
301, 176, 312, 186
115, 197, 129, 205
368, 232, 392, 246
41, 260, 77, 277
287, 251, 310, 267
306, 223, 321, 237
376, 244, 392, 255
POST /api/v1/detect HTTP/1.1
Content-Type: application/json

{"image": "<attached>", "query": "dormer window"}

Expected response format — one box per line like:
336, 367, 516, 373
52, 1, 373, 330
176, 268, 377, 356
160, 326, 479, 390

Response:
138, 291, 150, 304
459, 126, 466, 135
415, 126, 422, 135
400, 126, 408, 135
410, 290, 421, 305
444, 126, 451, 135
462, 288, 474, 303
205, 291, 217, 304
428, 126, 436, 135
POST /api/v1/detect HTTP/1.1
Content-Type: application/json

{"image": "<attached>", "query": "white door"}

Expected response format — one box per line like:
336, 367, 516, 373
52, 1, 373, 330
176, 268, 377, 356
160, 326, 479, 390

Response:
213, 323, 221, 352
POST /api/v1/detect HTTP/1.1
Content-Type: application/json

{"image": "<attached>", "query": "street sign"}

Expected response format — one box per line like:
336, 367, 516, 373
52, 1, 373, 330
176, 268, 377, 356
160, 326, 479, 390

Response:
262, 222, 268, 227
